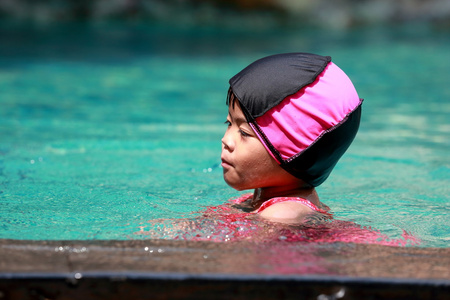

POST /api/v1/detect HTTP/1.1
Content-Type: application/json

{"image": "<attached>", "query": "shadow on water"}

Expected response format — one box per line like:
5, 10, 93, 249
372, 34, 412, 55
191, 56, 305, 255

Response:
1, 20, 449, 66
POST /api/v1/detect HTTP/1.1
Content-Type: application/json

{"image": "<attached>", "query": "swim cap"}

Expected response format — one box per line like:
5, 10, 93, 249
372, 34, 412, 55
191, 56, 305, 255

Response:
228, 53, 362, 187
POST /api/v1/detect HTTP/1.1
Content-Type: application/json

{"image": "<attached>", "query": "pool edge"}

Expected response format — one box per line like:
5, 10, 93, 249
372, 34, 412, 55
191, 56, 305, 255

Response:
1, 239, 449, 299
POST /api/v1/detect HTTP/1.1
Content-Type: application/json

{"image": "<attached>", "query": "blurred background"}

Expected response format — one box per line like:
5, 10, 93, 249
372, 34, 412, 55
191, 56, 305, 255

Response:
0, 0, 449, 28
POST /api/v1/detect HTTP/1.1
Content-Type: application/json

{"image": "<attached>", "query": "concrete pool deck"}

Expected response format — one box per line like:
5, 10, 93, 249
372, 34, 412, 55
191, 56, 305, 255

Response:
0, 239, 449, 299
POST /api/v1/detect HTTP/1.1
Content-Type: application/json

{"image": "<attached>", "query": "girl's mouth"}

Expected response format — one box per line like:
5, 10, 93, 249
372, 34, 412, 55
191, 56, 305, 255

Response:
221, 157, 233, 168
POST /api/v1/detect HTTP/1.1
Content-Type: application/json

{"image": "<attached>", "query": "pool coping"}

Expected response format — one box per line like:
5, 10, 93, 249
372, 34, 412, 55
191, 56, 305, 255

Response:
1, 239, 449, 299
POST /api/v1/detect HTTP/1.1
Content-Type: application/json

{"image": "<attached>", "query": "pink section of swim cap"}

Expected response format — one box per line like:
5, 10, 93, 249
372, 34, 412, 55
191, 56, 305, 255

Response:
254, 62, 361, 161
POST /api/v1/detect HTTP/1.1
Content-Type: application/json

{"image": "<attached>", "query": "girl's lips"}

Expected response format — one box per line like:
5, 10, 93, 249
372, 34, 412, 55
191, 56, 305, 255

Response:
221, 157, 233, 168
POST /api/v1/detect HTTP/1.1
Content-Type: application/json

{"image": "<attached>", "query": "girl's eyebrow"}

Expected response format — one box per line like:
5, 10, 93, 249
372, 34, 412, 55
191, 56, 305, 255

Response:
229, 114, 248, 125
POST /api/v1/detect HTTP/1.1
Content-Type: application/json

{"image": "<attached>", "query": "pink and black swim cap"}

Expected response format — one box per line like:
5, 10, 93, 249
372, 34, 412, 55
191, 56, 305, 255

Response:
228, 53, 363, 187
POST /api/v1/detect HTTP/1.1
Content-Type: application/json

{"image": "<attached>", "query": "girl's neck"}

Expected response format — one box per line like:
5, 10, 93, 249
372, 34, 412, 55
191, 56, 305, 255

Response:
251, 185, 319, 208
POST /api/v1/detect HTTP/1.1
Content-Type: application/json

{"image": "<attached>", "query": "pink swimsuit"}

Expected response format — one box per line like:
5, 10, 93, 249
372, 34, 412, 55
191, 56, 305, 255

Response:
231, 194, 330, 215
197, 194, 418, 246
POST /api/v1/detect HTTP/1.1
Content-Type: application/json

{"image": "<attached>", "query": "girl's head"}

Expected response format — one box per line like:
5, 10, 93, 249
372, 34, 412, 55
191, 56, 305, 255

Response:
222, 95, 306, 191
222, 53, 362, 188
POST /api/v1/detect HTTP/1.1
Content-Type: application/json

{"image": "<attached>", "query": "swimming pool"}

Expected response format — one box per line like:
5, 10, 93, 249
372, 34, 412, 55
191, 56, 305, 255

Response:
0, 22, 449, 247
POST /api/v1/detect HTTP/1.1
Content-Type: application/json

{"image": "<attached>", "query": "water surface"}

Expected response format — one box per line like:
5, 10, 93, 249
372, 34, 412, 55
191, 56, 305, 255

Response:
0, 22, 448, 247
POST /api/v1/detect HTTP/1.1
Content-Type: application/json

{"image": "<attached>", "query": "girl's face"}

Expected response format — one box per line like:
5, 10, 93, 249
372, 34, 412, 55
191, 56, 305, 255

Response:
221, 101, 298, 191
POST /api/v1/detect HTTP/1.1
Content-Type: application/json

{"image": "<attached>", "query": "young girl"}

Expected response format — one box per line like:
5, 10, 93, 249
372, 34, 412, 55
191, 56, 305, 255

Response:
139, 53, 417, 245
221, 52, 362, 225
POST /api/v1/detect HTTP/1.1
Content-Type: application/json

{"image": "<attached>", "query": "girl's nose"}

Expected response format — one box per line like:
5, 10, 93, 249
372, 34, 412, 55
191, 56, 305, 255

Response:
221, 131, 234, 151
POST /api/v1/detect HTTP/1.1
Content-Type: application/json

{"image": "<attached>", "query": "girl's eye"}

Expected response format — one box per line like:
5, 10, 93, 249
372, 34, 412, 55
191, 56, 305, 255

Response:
224, 120, 231, 127
239, 129, 250, 137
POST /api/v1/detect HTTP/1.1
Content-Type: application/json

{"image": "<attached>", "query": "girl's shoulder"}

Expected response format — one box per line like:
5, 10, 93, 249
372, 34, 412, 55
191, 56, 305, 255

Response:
255, 197, 330, 224
254, 197, 324, 214
256, 197, 317, 224
231, 195, 331, 224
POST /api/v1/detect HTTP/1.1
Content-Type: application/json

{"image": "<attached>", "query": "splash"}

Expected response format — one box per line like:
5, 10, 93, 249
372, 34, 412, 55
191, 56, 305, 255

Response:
136, 198, 420, 246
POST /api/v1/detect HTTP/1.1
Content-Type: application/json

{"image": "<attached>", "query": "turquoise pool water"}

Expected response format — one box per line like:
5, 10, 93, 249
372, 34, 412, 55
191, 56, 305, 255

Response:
1, 22, 449, 247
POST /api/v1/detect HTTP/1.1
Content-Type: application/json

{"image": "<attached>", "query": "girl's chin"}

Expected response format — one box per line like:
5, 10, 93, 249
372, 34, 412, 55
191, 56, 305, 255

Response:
223, 176, 245, 191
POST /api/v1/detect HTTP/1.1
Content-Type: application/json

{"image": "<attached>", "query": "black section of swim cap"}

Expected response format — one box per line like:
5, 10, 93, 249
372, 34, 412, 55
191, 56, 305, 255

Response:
229, 53, 331, 119
282, 104, 362, 187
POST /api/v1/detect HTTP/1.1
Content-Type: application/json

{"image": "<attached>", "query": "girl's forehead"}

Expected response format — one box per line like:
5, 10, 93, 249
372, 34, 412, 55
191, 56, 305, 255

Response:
228, 102, 246, 121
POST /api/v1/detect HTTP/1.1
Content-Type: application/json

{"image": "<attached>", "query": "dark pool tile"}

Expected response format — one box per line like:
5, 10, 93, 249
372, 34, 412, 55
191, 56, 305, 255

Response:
1, 274, 449, 300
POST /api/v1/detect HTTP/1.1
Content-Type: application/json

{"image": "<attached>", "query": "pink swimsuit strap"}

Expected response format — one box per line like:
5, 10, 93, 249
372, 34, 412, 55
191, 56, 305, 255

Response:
254, 197, 323, 213
232, 194, 328, 214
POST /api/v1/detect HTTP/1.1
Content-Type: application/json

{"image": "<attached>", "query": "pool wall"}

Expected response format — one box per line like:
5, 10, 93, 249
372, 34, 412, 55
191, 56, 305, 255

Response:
1, 239, 449, 299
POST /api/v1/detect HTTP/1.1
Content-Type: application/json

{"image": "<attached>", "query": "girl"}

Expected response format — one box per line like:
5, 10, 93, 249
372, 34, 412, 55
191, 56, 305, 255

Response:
221, 52, 362, 225
139, 53, 416, 245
